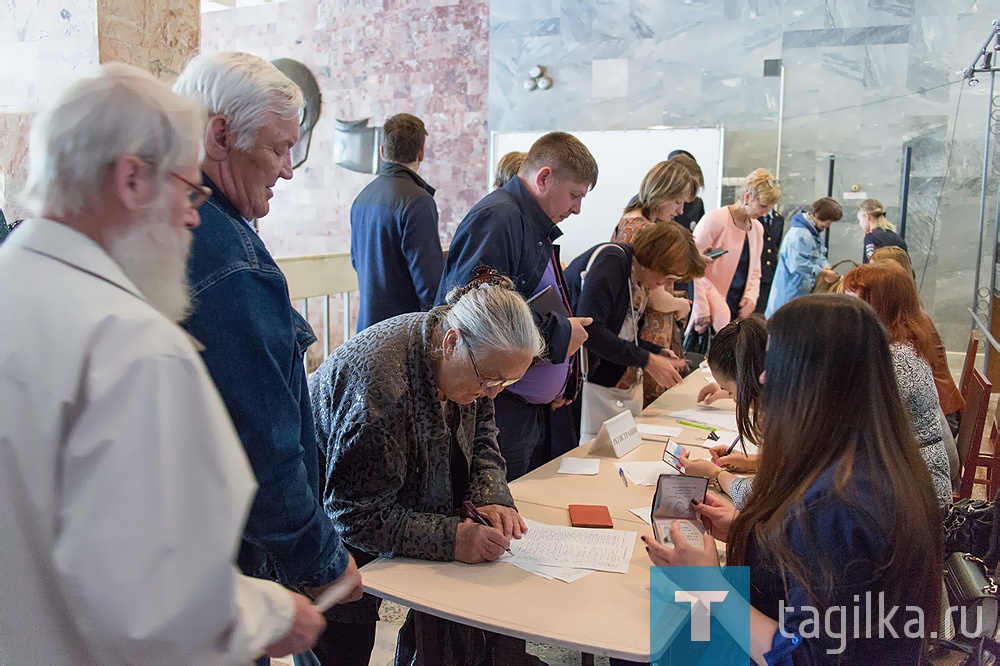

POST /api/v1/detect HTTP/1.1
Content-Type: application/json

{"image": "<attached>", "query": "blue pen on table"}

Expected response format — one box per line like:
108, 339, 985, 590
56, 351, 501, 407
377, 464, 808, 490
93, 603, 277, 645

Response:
619, 467, 629, 487
462, 500, 513, 554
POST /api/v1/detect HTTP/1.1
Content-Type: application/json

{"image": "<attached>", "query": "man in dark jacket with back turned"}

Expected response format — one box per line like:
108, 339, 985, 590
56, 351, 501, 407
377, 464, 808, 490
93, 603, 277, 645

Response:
351, 113, 443, 332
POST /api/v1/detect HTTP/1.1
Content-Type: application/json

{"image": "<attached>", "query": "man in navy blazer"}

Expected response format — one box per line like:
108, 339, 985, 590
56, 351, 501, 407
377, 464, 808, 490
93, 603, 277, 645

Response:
437, 132, 597, 479
351, 113, 443, 332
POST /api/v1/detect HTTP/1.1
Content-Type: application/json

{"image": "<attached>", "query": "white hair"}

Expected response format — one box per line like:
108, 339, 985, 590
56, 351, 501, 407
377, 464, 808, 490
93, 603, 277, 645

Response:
173, 51, 303, 152
442, 283, 546, 360
22, 62, 203, 218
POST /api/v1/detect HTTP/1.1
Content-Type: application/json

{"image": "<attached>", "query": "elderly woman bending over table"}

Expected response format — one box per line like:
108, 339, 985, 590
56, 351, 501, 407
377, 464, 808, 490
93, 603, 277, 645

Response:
308, 271, 544, 666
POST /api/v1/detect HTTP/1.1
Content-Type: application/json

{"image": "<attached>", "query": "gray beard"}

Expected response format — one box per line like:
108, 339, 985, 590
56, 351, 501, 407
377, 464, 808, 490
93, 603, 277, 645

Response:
106, 198, 193, 324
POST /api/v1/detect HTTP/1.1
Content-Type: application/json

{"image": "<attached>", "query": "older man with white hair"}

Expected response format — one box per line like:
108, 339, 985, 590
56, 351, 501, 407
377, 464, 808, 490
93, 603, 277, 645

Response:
0, 63, 343, 664
174, 51, 361, 665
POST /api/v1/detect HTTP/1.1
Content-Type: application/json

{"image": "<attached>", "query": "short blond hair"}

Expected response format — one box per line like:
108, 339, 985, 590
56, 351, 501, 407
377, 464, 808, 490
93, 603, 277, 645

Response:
743, 168, 781, 207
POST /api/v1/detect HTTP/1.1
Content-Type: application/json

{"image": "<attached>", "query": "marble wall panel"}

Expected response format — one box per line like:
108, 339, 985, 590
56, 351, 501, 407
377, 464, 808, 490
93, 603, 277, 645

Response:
1, 0, 100, 221
489, 0, 996, 348
202, 0, 490, 259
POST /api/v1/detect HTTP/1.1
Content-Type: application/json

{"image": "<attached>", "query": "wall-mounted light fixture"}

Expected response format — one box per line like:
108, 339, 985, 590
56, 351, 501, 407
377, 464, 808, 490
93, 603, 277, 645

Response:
525, 65, 553, 91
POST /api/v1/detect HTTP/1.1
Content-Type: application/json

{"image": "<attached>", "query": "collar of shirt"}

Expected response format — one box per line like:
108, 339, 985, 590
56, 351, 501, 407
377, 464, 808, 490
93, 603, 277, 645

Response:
501, 175, 564, 243
7, 218, 147, 303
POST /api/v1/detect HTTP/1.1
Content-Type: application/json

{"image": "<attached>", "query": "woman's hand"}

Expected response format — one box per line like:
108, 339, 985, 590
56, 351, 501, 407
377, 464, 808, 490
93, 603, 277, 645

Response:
698, 382, 731, 404
693, 316, 711, 333
679, 452, 717, 480
454, 520, 511, 563
476, 504, 527, 539
737, 297, 755, 320
660, 348, 689, 372
646, 352, 683, 389
692, 493, 738, 543
641, 525, 720, 567
709, 447, 758, 473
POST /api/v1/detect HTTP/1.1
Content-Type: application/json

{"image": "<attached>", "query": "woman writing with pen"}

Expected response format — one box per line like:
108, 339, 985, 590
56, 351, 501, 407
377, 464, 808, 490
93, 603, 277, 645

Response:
678, 318, 766, 508
308, 272, 541, 665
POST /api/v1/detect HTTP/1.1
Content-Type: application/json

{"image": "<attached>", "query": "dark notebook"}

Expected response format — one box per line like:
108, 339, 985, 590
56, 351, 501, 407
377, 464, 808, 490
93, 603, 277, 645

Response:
527, 285, 570, 319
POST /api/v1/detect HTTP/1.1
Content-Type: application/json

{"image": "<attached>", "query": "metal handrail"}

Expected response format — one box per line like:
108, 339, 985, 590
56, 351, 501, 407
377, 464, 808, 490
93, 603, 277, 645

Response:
969, 308, 1000, 354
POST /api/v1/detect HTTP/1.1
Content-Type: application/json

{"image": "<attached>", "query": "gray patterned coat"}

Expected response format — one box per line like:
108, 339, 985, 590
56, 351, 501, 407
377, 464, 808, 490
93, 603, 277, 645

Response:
309, 311, 515, 565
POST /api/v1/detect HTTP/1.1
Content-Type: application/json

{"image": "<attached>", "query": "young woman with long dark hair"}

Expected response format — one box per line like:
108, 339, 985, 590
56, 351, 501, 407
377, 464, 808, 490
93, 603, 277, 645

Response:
644, 295, 943, 663
681, 318, 765, 508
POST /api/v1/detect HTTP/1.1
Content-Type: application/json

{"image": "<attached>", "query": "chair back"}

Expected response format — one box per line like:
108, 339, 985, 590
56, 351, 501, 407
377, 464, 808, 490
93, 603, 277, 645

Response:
960, 332, 980, 398
958, 369, 993, 498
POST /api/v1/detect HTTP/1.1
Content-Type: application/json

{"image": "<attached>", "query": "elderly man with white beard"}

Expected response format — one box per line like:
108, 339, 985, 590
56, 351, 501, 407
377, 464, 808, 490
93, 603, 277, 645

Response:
174, 52, 362, 665
0, 63, 345, 664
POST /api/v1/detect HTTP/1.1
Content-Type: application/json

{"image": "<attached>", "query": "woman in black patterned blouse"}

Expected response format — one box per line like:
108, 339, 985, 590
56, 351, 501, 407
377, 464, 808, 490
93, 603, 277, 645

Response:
308, 274, 544, 665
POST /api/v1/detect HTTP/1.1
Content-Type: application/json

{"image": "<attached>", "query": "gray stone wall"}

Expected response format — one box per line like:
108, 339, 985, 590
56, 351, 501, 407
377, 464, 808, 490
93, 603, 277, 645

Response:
490, 0, 1000, 348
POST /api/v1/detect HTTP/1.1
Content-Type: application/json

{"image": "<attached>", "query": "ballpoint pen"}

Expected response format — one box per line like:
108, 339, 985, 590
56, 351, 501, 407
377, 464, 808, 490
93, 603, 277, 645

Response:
462, 500, 513, 554
619, 467, 629, 487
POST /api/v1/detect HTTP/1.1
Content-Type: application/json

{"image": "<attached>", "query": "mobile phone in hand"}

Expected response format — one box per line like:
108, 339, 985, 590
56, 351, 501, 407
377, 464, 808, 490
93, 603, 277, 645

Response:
705, 247, 729, 259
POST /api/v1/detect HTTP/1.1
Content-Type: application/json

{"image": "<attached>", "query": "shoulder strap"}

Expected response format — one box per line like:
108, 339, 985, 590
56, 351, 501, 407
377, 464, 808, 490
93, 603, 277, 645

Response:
580, 243, 637, 380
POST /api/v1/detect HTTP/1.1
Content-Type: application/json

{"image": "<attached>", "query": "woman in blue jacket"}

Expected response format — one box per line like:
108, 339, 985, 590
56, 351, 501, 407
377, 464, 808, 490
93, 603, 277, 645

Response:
644, 295, 942, 664
764, 197, 842, 317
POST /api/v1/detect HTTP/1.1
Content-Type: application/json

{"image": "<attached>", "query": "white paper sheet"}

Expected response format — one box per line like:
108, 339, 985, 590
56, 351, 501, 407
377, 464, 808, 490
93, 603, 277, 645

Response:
629, 506, 653, 525
636, 424, 683, 440
502, 519, 636, 574
557, 457, 601, 475
617, 461, 678, 486
669, 405, 739, 432
504, 559, 595, 583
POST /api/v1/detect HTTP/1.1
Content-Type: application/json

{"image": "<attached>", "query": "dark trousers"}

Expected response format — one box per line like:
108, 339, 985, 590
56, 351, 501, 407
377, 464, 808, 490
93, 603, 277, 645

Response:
311, 620, 377, 666
493, 392, 549, 481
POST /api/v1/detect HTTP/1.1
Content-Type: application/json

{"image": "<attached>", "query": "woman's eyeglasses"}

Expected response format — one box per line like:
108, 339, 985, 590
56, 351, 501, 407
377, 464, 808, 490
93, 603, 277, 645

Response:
464, 342, 519, 389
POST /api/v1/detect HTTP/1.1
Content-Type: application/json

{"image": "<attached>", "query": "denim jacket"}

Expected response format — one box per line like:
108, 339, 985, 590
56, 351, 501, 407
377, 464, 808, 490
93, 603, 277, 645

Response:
435, 176, 572, 363
764, 211, 829, 318
183, 176, 348, 589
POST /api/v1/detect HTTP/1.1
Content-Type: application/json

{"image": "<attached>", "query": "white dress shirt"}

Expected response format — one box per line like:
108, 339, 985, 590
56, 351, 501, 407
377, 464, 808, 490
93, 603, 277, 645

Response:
0, 219, 294, 664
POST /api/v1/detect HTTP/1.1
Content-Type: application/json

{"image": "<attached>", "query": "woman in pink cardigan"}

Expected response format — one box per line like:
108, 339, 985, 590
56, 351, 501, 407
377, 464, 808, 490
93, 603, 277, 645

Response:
690, 169, 782, 334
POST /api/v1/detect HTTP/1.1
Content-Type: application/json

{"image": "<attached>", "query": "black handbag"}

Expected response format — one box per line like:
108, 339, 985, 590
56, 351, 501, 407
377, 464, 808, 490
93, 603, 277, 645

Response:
682, 327, 713, 355
934, 553, 1000, 664
945, 499, 996, 558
